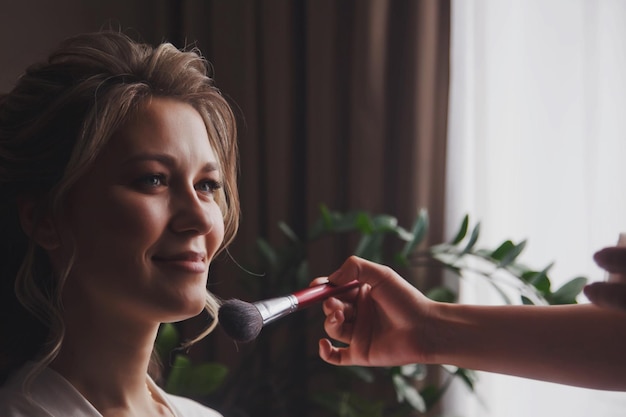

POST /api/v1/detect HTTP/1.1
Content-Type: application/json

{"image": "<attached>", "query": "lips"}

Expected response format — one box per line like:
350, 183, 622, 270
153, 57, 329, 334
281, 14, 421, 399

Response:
152, 251, 208, 273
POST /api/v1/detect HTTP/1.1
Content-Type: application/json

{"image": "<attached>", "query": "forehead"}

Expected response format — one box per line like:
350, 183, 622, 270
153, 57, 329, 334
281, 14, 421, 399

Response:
104, 97, 219, 169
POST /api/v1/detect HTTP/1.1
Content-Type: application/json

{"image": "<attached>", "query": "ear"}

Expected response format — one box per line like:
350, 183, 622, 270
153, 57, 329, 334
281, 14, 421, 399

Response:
16, 195, 61, 250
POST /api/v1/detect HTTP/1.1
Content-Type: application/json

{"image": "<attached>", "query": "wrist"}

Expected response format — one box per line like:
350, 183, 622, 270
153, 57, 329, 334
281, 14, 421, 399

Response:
417, 301, 466, 365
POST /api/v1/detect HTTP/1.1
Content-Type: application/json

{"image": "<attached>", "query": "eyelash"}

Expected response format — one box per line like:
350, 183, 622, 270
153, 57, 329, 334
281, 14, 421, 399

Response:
137, 174, 222, 195
196, 179, 223, 194
138, 173, 167, 188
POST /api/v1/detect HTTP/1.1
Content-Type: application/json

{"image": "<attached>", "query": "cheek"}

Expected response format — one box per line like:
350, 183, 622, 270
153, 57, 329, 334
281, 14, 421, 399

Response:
66, 193, 164, 259
207, 206, 226, 257
102, 198, 164, 235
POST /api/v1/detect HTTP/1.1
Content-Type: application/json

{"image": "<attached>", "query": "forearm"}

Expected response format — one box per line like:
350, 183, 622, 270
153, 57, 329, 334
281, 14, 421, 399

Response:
426, 302, 626, 390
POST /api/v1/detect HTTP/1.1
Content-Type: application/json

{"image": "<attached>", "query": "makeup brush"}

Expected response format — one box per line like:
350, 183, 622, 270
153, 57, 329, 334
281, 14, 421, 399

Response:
218, 280, 360, 343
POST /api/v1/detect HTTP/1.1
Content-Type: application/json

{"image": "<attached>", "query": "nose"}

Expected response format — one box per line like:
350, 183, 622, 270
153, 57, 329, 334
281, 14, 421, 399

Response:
169, 187, 214, 236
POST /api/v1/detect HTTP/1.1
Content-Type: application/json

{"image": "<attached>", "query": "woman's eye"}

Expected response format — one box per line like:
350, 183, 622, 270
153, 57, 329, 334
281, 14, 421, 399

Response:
196, 179, 222, 195
137, 174, 167, 189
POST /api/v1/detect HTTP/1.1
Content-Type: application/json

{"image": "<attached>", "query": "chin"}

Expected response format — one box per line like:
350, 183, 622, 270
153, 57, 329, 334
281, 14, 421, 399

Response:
188, 298, 208, 317
159, 293, 207, 322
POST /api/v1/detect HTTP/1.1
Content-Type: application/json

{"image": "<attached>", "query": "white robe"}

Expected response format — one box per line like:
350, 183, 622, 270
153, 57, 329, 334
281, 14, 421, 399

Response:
0, 363, 223, 417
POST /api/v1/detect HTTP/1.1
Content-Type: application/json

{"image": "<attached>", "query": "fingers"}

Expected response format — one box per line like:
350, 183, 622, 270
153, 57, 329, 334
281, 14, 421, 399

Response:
318, 307, 357, 365
324, 307, 355, 340
322, 296, 355, 319
319, 338, 349, 365
309, 276, 329, 287
319, 338, 368, 366
594, 247, 626, 274
584, 282, 626, 312
328, 256, 397, 288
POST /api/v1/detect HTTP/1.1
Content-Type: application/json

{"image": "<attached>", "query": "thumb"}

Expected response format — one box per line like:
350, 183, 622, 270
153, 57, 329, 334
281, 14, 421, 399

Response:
328, 256, 397, 288
594, 247, 626, 274
584, 282, 626, 312
318, 338, 354, 366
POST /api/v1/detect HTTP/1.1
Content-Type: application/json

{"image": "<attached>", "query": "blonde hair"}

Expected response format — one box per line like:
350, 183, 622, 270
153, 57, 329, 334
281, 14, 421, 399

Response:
0, 31, 239, 381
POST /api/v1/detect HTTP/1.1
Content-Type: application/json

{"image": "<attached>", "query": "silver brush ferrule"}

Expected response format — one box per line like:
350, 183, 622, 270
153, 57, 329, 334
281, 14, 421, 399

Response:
253, 294, 299, 326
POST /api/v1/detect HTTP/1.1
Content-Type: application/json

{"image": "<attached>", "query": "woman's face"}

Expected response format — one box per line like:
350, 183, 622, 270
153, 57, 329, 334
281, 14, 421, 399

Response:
53, 97, 225, 324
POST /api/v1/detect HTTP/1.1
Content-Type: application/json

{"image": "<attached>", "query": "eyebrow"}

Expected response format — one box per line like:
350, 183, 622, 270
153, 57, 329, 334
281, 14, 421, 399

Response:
121, 153, 220, 172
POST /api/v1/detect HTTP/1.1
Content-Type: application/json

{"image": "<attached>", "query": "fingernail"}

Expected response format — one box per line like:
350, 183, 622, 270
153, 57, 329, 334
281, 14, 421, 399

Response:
328, 312, 338, 324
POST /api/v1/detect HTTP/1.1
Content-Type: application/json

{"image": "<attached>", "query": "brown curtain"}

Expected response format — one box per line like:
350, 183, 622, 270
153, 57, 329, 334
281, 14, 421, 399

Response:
175, 1, 451, 416
182, 0, 450, 272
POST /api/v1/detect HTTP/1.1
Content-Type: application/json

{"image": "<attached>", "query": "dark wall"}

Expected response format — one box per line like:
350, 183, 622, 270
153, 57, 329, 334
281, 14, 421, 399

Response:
0, 0, 171, 91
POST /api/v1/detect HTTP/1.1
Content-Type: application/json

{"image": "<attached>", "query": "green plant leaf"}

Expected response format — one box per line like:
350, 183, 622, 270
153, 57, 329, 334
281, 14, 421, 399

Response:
530, 274, 551, 295
392, 374, 426, 412
497, 240, 527, 268
400, 363, 427, 380
490, 240, 515, 261
331, 211, 367, 233
549, 277, 588, 305
519, 266, 552, 296
401, 209, 429, 257
185, 363, 229, 396
345, 366, 376, 383
425, 286, 457, 303
393, 226, 414, 242
278, 221, 300, 242
442, 263, 463, 276
155, 323, 179, 364
371, 214, 399, 232
294, 260, 309, 288
315, 206, 360, 233
475, 248, 493, 257
430, 242, 452, 253
355, 212, 375, 234
485, 278, 514, 305
419, 384, 446, 410
164, 355, 228, 397
461, 222, 481, 254
165, 354, 192, 395
451, 214, 469, 244
355, 233, 384, 262
319, 204, 345, 231
429, 251, 463, 275
454, 368, 477, 391
308, 205, 333, 239
523, 263, 554, 285
320, 204, 331, 222
256, 237, 278, 269
393, 252, 410, 268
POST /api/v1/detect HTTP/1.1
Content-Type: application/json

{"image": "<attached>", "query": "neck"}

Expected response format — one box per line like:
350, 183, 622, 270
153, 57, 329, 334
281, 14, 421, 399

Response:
50, 307, 161, 412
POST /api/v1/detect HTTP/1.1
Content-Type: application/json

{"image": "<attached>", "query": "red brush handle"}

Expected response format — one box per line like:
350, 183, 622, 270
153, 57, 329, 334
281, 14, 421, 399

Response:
292, 280, 360, 309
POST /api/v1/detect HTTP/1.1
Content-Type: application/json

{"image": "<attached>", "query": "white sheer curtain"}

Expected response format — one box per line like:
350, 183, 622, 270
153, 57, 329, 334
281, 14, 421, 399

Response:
444, 1, 626, 416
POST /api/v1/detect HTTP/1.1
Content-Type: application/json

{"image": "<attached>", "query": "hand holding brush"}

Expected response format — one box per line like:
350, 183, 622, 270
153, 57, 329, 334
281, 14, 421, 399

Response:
218, 279, 360, 342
